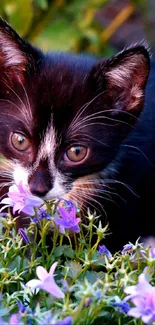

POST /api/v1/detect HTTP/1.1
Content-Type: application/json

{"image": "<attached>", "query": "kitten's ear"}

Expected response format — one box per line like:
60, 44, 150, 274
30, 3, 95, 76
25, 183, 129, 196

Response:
90, 45, 150, 114
0, 18, 41, 83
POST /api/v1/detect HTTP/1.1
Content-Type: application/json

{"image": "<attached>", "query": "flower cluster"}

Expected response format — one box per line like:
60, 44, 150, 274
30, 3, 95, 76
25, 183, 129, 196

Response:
0, 182, 155, 324
124, 273, 155, 324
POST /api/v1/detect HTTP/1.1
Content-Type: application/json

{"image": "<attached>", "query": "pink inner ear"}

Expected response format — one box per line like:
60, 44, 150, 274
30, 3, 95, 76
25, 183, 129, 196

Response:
105, 54, 148, 89
105, 53, 149, 111
0, 30, 27, 74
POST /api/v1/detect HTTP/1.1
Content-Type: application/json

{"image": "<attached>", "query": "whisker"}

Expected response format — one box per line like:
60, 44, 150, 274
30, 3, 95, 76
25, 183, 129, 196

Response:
70, 133, 108, 146
101, 178, 139, 197
2, 80, 27, 111
1, 112, 30, 129
69, 91, 106, 131
19, 80, 32, 120
71, 109, 138, 132
72, 116, 134, 134
122, 144, 155, 167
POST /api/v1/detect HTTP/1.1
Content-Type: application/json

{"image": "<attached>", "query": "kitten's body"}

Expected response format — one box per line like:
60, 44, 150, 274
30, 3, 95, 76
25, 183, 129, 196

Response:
0, 19, 154, 251
104, 61, 155, 250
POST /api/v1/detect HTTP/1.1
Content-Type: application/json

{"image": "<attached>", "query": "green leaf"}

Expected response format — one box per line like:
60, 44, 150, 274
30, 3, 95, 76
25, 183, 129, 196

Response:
34, 18, 81, 51
35, 0, 48, 10
63, 246, 75, 258
0, 0, 5, 14
54, 245, 65, 257
65, 261, 82, 279
85, 270, 105, 283
4, 0, 33, 36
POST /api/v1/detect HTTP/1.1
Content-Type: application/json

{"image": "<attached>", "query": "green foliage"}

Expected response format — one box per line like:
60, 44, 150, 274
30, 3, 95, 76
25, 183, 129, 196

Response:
0, 205, 155, 324
0, 0, 150, 56
0, 0, 114, 56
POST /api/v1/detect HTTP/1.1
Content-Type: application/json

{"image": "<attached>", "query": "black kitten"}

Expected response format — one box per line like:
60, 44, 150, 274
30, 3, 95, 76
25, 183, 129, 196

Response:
0, 19, 152, 250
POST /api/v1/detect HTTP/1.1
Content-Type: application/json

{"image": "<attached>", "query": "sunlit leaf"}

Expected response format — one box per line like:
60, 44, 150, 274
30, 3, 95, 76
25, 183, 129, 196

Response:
34, 18, 81, 51
35, 0, 48, 10
4, 0, 33, 36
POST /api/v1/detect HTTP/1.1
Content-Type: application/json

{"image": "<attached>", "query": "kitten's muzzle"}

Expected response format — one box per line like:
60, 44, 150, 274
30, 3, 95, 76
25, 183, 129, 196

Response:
29, 169, 53, 198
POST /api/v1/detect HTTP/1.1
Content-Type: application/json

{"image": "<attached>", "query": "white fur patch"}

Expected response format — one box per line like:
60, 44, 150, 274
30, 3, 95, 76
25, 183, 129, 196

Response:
13, 164, 29, 185
34, 121, 56, 169
44, 172, 67, 200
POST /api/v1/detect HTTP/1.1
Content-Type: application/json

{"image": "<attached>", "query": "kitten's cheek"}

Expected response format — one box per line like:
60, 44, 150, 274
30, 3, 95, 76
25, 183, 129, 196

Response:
13, 165, 29, 185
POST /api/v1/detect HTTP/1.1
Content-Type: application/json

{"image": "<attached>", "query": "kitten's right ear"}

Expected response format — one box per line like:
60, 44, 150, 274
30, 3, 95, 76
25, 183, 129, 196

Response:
89, 44, 150, 116
0, 18, 41, 83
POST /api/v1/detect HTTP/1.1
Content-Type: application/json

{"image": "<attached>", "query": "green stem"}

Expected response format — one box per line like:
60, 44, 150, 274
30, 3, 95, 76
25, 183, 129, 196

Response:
59, 234, 63, 246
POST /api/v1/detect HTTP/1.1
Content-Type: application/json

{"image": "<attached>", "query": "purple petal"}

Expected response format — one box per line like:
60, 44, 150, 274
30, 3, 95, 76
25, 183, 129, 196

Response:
9, 314, 20, 325
98, 245, 112, 259
54, 316, 73, 325
128, 307, 143, 318
150, 248, 155, 258
26, 279, 42, 289
41, 276, 64, 298
124, 285, 137, 295
26, 196, 44, 206
18, 228, 30, 244
49, 262, 58, 277
58, 207, 71, 220
13, 202, 24, 214
55, 217, 65, 226
0, 197, 14, 205
59, 224, 65, 234
70, 224, 80, 233
142, 314, 155, 324
36, 266, 48, 281
21, 205, 35, 216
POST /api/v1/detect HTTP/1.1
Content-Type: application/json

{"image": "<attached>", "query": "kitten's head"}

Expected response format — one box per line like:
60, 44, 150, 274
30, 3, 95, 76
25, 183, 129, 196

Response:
0, 19, 150, 213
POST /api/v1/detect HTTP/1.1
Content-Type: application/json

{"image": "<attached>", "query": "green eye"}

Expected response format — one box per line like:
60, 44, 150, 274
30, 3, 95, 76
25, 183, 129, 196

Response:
66, 146, 88, 162
11, 132, 30, 151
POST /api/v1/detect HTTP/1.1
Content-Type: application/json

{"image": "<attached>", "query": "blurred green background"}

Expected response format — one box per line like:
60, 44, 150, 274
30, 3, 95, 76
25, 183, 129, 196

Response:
0, 0, 154, 57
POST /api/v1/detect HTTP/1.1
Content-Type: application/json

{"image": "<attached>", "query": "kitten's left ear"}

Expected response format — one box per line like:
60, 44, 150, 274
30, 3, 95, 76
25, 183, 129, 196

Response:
0, 18, 41, 83
90, 44, 150, 114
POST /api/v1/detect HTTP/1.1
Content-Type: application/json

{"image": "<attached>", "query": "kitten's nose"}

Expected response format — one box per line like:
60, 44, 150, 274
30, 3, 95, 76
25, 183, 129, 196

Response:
29, 166, 52, 198
30, 186, 49, 198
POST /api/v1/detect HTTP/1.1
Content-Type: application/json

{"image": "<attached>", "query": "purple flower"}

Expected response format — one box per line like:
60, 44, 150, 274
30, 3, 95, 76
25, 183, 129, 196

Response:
9, 314, 20, 325
61, 279, 70, 293
0, 181, 44, 215
54, 204, 81, 234
18, 301, 26, 313
26, 262, 64, 299
54, 316, 73, 325
33, 207, 52, 223
58, 198, 74, 212
124, 273, 155, 324
96, 290, 103, 300
150, 248, 155, 258
18, 228, 30, 244
113, 301, 130, 313
98, 245, 112, 259
121, 243, 134, 255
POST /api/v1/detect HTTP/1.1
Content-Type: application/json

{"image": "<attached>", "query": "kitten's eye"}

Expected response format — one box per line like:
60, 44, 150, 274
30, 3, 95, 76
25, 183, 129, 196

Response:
66, 145, 88, 163
10, 132, 30, 151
